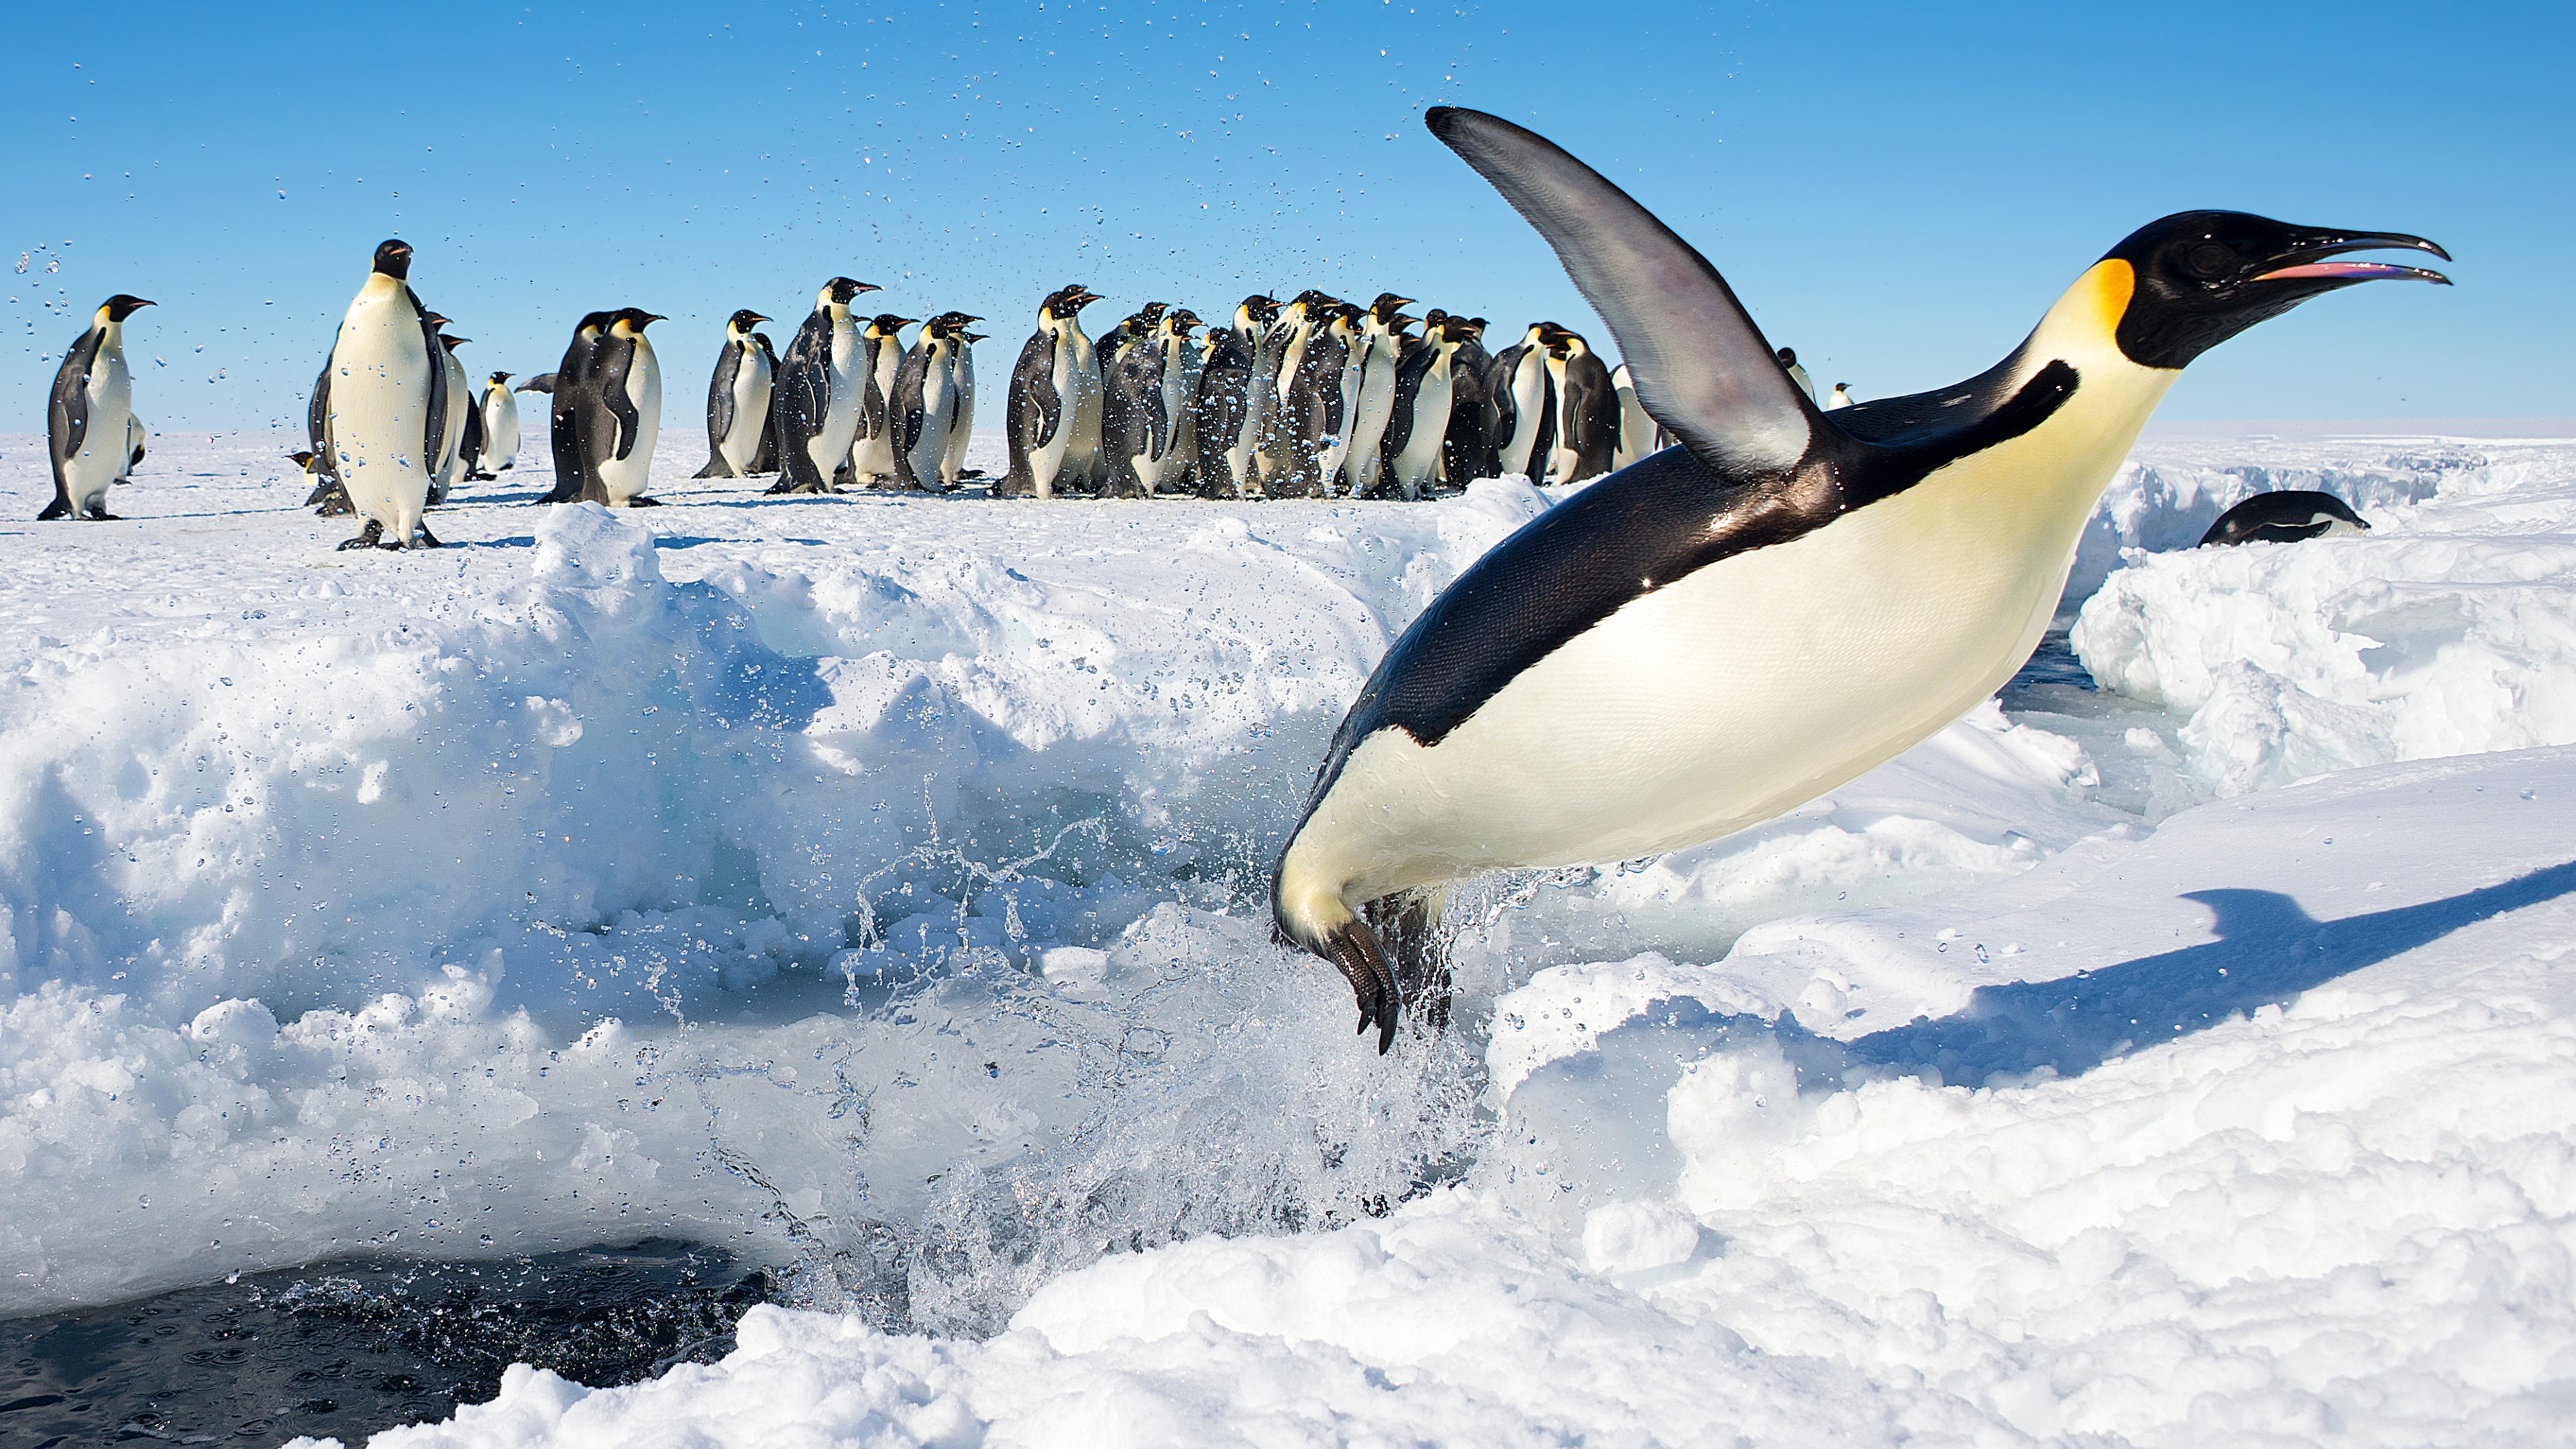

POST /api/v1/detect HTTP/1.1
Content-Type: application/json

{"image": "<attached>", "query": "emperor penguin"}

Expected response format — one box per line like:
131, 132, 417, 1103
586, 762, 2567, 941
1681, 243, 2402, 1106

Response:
1001, 284, 1106, 498
1486, 321, 1560, 480
538, 312, 613, 504
1827, 382, 1856, 411
429, 328, 473, 506
1542, 325, 1617, 484
1266, 292, 1346, 497
120, 414, 147, 481
1381, 313, 1470, 500
769, 277, 882, 495
1444, 316, 1496, 485
42, 293, 152, 521
584, 308, 666, 506
1344, 294, 1416, 498
892, 311, 979, 492
1273, 105, 2449, 1051
454, 359, 487, 486
1171, 321, 1212, 490
1103, 308, 1201, 496
1310, 302, 1366, 493
694, 309, 775, 478
476, 371, 520, 478
1608, 361, 1668, 471
940, 329, 979, 486
2198, 490, 2372, 546
321, 238, 449, 549
750, 329, 786, 476
1098, 302, 1169, 380
1191, 293, 1278, 497
1776, 346, 1817, 402
847, 312, 918, 487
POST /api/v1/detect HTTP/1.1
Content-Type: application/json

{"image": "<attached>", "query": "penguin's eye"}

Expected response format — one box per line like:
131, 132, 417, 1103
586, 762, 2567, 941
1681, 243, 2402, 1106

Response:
2182, 242, 2237, 280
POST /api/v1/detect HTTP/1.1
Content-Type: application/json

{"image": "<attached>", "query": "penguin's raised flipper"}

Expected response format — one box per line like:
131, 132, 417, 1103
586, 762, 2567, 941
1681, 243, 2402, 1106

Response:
337, 520, 385, 551
1425, 106, 1815, 479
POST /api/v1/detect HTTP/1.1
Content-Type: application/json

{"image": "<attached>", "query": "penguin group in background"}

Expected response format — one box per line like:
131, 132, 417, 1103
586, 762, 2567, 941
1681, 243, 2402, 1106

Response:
696, 309, 776, 480
846, 312, 916, 488
771, 277, 879, 496
2199, 490, 2372, 546
892, 311, 980, 491
1272, 103, 2449, 1050
1103, 308, 1201, 496
474, 371, 519, 478
42, 293, 152, 521
322, 238, 447, 550
584, 308, 665, 506
1002, 284, 1105, 498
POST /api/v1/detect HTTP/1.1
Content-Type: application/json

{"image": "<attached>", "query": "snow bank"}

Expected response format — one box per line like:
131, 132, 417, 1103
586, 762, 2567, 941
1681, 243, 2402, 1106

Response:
2075, 438, 2576, 792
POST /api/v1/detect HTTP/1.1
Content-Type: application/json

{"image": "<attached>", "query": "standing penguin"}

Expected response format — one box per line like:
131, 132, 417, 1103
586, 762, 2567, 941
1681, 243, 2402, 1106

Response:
322, 239, 447, 549
1344, 295, 1415, 498
694, 309, 775, 479
892, 311, 979, 492
1309, 303, 1364, 493
1273, 105, 2449, 1049
475, 371, 520, 478
1776, 346, 1817, 402
1191, 294, 1278, 498
1001, 284, 1106, 498
940, 328, 979, 486
847, 312, 918, 488
42, 293, 152, 521
120, 414, 148, 481
538, 312, 612, 504
1609, 361, 1668, 471
1381, 313, 1470, 500
1444, 316, 1495, 485
1171, 321, 1212, 491
1103, 309, 1201, 496
749, 328, 786, 476
1827, 382, 1856, 410
1486, 321, 1559, 479
1267, 292, 1345, 497
769, 277, 881, 495
1544, 326, 1618, 484
429, 329, 473, 505
584, 308, 666, 506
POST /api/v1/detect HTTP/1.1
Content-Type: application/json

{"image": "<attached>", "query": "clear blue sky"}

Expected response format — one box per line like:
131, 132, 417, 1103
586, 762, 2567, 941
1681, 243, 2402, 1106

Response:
5, 0, 2563, 431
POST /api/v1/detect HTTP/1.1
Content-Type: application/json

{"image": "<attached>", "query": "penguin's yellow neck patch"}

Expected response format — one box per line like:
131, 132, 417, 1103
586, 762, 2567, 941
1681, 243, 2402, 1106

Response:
2069, 259, 2135, 347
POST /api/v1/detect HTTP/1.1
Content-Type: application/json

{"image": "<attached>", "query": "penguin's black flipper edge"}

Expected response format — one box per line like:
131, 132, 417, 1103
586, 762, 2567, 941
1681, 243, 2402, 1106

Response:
1425, 105, 1815, 480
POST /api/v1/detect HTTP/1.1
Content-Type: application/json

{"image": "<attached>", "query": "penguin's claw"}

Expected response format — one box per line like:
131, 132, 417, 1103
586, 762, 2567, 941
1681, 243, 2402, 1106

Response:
1321, 920, 1401, 1055
337, 520, 385, 551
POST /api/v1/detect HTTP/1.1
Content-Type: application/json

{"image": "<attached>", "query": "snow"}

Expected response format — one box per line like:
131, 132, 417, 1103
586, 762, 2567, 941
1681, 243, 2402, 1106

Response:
5, 425, 2574, 1444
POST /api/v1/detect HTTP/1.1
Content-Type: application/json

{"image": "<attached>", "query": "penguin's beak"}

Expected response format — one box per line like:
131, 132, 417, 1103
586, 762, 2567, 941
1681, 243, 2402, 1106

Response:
2253, 231, 2451, 286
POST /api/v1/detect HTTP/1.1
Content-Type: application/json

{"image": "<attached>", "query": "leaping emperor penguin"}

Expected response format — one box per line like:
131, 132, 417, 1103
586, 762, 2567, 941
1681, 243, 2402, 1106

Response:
323, 239, 449, 549
1273, 105, 2450, 1051
42, 294, 152, 521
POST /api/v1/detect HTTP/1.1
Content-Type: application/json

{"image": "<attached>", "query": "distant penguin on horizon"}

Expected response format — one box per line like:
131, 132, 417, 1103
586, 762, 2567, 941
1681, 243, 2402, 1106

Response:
322, 239, 447, 549
695, 309, 775, 479
1828, 382, 1856, 410
429, 325, 472, 506
42, 293, 152, 521
769, 276, 881, 495
2199, 490, 2373, 546
475, 371, 519, 478
1778, 346, 1817, 403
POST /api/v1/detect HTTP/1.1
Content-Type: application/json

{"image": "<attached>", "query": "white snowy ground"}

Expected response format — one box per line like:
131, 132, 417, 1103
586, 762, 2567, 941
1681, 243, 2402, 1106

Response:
3, 423, 2575, 1446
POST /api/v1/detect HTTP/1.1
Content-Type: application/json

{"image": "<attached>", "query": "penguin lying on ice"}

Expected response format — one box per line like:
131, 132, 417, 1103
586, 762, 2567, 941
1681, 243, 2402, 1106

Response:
1273, 105, 2450, 1051
2198, 490, 2371, 546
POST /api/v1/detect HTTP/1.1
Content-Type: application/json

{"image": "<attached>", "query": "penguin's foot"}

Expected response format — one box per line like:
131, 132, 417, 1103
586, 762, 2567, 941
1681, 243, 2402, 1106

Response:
85, 510, 124, 521
411, 522, 445, 548
764, 477, 836, 496
38, 497, 72, 521
623, 496, 663, 507
337, 520, 386, 551
1318, 918, 1400, 1055
1366, 893, 1452, 1036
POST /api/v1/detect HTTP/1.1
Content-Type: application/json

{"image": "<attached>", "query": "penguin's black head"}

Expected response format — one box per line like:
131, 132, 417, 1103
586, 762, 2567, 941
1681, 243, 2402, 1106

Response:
1242, 295, 1281, 324
371, 239, 413, 279
2105, 211, 2449, 370
288, 449, 317, 469
617, 308, 665, 331
440, 335, 470, 350
871, 313, 916, 336
928, 311, 981, 331
1436, 314, 1478, 343
1775, 345, 1797, 366
1423, 307, 1448, 327
489, 370, 513, 384
1042, 284, 1102, 318
577, 310, 614, 336
730, 308, 770, 330
101, 294, 154, 321
825, 277, 878, 305
424, 313, 452, 330
1136, 301, 1169, 323
1168, 308, 1202, 334
1370, 292, 1414, 321
962, 331, 987, 343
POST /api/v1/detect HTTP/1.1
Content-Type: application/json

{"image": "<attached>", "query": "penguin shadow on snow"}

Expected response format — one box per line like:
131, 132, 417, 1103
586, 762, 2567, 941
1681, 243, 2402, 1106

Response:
1781, 859, 2576, 1091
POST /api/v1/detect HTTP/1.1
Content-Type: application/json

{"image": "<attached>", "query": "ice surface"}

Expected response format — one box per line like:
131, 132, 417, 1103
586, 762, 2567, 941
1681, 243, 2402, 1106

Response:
6, 426, 2574, 1445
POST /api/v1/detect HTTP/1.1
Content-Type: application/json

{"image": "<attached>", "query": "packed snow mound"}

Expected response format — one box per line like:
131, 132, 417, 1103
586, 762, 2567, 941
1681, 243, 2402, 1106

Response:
322, 745, 2576, 1448
2075, 437, 2576, 792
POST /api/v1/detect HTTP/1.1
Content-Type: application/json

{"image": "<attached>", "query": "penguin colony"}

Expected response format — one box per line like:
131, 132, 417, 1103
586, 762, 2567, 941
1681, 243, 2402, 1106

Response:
45, 241, 1701, 534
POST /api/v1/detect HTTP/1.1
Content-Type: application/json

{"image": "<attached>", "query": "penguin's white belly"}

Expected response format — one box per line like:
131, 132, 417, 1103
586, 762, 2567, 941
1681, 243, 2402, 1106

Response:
722, 352, 772, 471
1350, 358, 1399, 490
598, 345, 661, 504
486, 391, 521, 468
330, 307, 435, 538
434, 354, 470, 494
1031, 342, 1081, 495
907, 363, 955, 482
853, 356, 900, 476
1302, 456, 2094, 899
810, 336, 863, 474
1501, 362, 1547, 476
940, 362, 975, 482
1063, 339, 1104, 480
64, 358, 132, 508
1393, 370, 1452, 492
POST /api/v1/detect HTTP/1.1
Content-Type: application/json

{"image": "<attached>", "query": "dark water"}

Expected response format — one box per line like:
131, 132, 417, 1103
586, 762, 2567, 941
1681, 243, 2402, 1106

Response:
2004, 623, 2096, 698
0, 1240, 767, 1447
